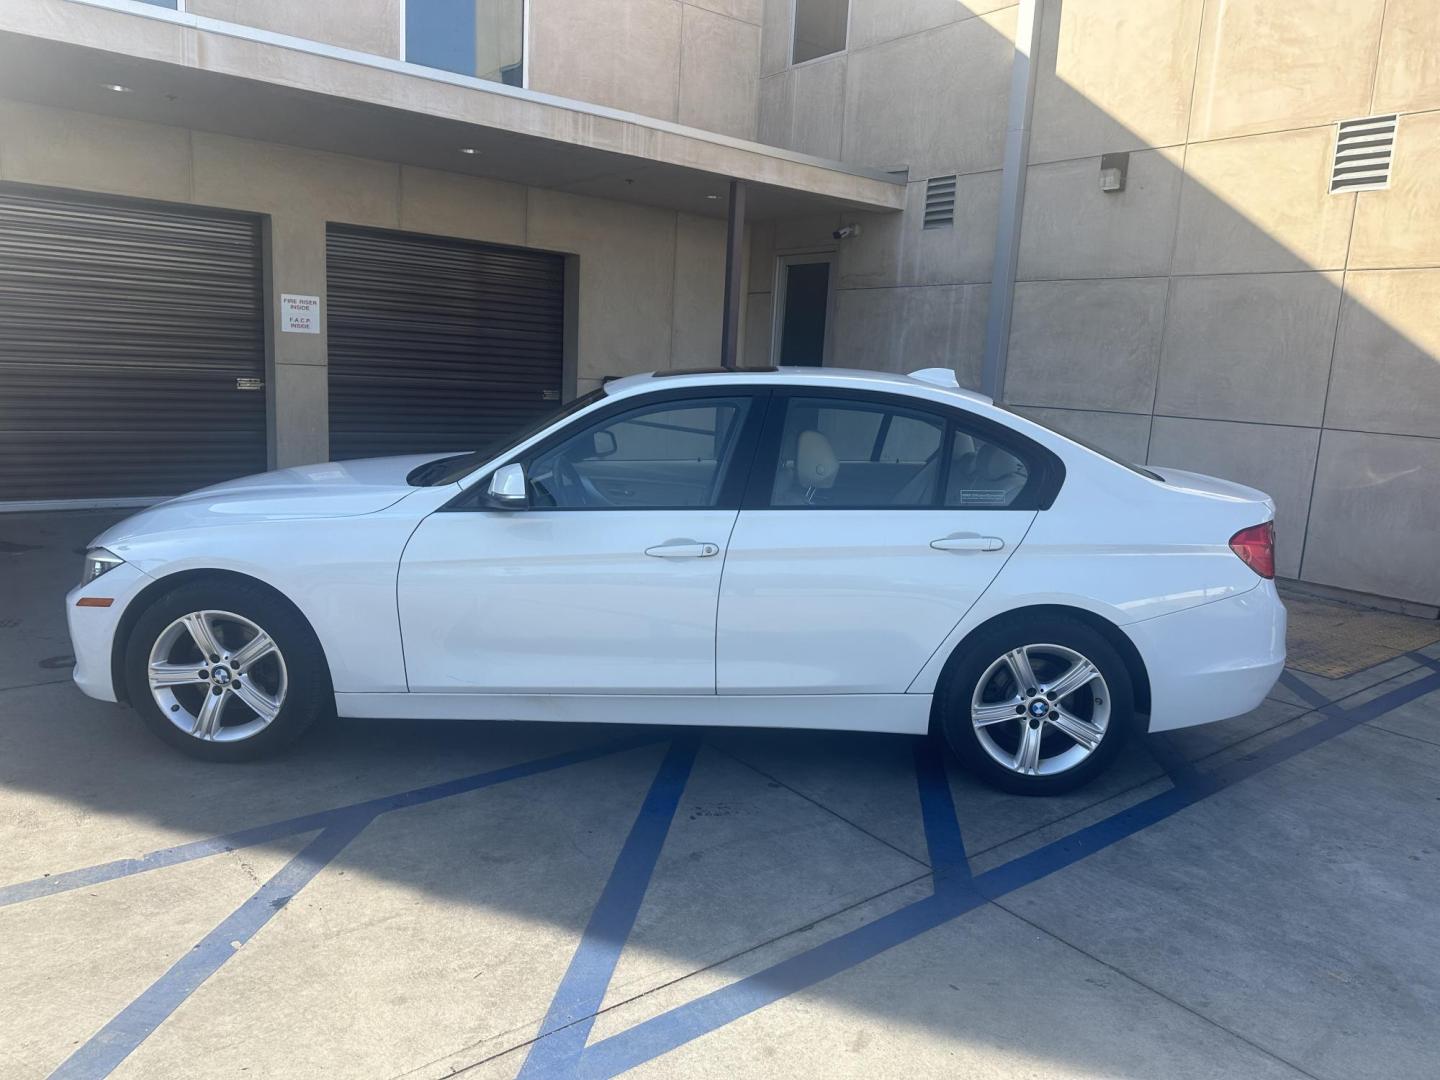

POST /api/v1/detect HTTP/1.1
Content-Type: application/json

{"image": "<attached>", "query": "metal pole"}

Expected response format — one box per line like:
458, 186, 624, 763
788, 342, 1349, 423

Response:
980, 0, 1042, 400
719, 178, 746, 369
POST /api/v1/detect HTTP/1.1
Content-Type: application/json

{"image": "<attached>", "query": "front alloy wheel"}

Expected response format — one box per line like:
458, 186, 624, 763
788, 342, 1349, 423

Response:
147, 610, 289, 743
938, 617, 1134, 794
126, 579, 329, 761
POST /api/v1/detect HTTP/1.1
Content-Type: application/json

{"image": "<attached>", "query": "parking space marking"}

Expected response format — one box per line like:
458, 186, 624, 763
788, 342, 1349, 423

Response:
559, 669, 1440, 1079
912, 740, 971, 894
1145, 733, 1205, 789
0, 735, 659, 909
1277, 670, 1334, 709
14, 661, 1440, 1080
48, 813, 376, 1080
519, 736, 700, 1078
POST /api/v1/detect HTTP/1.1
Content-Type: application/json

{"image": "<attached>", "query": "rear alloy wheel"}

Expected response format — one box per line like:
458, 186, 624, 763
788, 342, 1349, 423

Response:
126, 581, 329, 761
939, 619, 1134, 794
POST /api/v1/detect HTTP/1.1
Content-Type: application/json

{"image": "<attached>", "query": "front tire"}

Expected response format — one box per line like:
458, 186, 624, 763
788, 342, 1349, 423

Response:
124, 579, 330, 762
936, 616, 1135, 795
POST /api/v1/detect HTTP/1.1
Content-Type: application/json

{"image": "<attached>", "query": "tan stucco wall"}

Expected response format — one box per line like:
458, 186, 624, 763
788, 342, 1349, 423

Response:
174, 0, 763, 139
187, 0, 406, 58
527, 0, 762, 138
749, 0, 1440, 607
0, 98, 737, 469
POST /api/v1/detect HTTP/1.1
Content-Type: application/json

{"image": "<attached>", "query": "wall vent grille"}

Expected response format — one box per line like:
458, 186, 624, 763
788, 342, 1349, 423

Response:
1330, 115, 1397, 193
923, 175, 957, 228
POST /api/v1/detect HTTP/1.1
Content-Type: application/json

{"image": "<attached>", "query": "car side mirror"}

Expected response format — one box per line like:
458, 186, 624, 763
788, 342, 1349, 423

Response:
485, 462, 528, 509
591, 430, 617, 458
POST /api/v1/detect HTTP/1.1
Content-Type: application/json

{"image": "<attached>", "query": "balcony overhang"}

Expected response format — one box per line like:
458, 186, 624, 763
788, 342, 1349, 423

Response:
0, 0, 907, 220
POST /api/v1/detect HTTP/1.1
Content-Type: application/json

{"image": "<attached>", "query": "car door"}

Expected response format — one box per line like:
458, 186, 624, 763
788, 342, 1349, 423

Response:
399, 389, 764, 694
716, 389, 1056, 695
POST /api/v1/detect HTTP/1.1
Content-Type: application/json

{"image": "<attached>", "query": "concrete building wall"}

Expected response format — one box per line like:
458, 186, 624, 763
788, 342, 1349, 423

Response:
1009, 0, 1440, 604
180, 1, 763, 139
748, 1, 1018, 388
186, 0, 407, 58
749, 0, 1440, 607
0, 97, 736, 468
527, 0, 762, 138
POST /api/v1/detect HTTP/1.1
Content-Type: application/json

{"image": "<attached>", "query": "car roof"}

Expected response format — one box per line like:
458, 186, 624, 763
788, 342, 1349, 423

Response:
602, 366, 995, 408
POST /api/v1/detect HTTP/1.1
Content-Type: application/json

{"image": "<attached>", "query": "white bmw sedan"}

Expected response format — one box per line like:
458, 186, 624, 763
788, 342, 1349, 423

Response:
68, 367, 1285, 794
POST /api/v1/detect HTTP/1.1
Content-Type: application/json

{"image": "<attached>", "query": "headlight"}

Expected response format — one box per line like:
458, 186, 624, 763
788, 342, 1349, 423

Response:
80, 548, 124, 586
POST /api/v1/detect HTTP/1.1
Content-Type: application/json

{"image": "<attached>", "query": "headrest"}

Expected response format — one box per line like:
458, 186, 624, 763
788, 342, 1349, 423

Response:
976, 443, 1017, 481
795, 430, 838, 490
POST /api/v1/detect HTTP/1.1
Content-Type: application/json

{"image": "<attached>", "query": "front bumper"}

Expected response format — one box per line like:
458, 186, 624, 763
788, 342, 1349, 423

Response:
65, 562, 154, 703
1129, 580, 1287, 733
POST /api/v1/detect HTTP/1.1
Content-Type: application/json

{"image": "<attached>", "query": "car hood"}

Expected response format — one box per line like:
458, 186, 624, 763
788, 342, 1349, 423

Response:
94, 453, 458, 544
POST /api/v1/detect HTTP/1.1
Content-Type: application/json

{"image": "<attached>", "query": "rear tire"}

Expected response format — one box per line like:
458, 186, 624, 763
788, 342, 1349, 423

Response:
124, 579, 330, 762
935, 615, 1135, 795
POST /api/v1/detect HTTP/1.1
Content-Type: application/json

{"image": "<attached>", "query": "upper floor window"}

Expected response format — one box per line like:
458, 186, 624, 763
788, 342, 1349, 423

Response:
792, 0, 848, 65
407, 0, 524, 87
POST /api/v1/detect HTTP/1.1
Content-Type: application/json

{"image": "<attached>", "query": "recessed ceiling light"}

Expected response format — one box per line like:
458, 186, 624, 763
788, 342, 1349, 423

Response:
104, 83, 133, 93
459, 147, 478, 155
705, 194, 720, 200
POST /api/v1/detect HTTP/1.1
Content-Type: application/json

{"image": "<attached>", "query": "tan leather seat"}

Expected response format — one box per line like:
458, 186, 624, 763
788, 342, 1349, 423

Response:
774, 429, 838, 505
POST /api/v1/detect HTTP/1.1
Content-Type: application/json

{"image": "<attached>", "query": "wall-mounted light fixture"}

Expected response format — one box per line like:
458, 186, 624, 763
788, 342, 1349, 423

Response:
1099, 152, 1129, 193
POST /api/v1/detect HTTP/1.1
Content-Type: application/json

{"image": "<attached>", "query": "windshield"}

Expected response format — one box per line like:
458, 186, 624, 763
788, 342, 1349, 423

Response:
406, 388, 608, 487
1001, 406, 1164, 482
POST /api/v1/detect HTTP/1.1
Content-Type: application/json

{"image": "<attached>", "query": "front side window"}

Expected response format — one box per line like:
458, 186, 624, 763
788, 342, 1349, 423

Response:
766, 395, 1041, 510
792, 0, 849, 64
407, 0, 525, 86
528, 397, 752, 509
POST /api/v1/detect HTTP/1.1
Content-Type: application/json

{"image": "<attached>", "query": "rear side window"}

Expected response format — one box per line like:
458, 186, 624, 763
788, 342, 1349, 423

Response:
758, 392, 1058, 510
768, 397, 945, 508
944, 430, 1030, 508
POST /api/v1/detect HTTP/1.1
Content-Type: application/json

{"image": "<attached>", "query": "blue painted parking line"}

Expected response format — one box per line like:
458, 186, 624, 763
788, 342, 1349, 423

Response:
1277, 669, 1332, 709
1413, 651, 1440, 673
520, 739, 977, 1080
19, 657, 1439, 1080
519, 736, 700, 1078
559, 668, 1440, 1079
1145, 733, 1205, 789
0, 734, 659, 909
912, 739, 971, 893
49, 812, 376, 1080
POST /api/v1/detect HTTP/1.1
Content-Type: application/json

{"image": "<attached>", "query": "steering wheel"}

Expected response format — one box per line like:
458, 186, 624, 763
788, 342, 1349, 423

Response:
555, 457, 614, 508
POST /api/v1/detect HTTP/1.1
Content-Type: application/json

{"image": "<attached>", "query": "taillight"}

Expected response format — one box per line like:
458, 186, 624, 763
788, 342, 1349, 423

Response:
1229, 521, 1276, 579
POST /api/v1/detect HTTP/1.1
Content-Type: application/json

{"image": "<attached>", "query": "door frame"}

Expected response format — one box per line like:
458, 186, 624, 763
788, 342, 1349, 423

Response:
770, 251, 839, 367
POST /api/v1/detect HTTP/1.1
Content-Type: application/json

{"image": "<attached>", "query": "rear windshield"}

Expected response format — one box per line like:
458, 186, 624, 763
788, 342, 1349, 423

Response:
407, 388, 607, 487
1001, 407, 1164, 482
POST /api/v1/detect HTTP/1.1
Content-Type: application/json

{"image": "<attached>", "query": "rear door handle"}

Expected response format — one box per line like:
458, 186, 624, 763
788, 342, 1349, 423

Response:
931, 534, 1005, 553
645, 540, 720, 559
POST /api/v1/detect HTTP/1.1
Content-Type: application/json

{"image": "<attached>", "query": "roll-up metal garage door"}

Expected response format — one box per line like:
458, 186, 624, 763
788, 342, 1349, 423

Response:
0, 185, 266, 504
326, 225, 566, 460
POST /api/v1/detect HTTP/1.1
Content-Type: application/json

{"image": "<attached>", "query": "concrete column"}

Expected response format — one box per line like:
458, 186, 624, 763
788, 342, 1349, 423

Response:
720, 179, 747, 368
980, 0, 1042, 401
266, 214, 329, 467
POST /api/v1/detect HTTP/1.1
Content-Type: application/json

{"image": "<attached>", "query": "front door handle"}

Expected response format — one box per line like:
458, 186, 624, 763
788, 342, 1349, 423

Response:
645, 540, 720, 559
931, 534, 1005, 553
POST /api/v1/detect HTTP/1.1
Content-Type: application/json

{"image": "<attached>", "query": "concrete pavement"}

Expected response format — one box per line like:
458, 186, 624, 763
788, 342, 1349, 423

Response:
2, 510, 1438, 1079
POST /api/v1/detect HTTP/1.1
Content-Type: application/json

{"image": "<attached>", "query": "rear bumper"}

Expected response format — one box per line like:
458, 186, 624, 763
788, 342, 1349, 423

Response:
1129, 580, 1287, 733
65, 562, 153, 703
